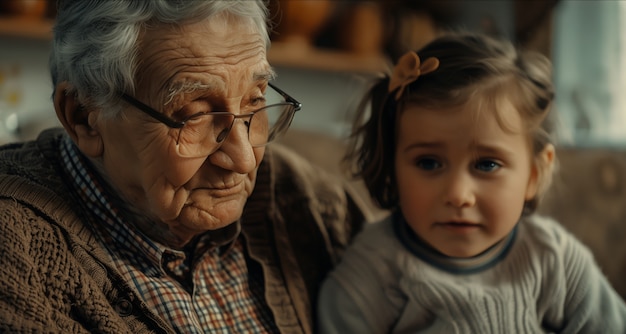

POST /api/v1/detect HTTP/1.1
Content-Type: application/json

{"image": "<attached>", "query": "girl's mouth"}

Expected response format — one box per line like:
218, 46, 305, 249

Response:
437, 221, 481, 232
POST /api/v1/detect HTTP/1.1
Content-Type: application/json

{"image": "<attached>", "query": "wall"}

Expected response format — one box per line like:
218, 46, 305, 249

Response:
0, 38, 379, 142
272, 65, 377, 138
0, 36, 57, 143
0, 1, 514, 143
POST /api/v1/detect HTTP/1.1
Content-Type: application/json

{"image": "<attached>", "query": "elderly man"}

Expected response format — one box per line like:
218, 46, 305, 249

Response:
0, 1, 366, 333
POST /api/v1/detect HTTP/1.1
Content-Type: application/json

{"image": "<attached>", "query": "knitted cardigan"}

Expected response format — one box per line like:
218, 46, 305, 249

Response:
0, 128, 366, 334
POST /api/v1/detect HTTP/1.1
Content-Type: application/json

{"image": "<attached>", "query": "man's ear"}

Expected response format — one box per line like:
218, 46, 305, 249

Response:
54, 82, 103, 158
525, 143, 555, 200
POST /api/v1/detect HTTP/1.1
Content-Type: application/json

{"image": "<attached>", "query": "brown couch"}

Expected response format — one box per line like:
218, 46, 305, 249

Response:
278, 128, 626, 299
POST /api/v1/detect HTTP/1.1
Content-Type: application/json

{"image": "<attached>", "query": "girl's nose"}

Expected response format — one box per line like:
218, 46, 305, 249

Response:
444, 172, 476, 208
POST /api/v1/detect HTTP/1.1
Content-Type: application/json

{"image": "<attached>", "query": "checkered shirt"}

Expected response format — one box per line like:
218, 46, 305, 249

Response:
60, 137, 278, 333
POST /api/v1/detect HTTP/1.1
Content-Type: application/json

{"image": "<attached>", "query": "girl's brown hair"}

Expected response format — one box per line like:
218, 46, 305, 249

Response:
345, 32, 555, 212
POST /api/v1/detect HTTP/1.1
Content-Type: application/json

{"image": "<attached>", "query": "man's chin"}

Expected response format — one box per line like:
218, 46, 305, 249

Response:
176, 197, 246, 231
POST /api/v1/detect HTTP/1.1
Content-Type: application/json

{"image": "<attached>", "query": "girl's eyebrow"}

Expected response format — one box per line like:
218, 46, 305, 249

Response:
403, 141, 516, 156
472, 144, 516, 157
402, 141, 444, 153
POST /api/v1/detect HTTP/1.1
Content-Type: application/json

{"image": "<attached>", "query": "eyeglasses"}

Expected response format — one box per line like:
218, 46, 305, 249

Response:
120, 83, 302, 158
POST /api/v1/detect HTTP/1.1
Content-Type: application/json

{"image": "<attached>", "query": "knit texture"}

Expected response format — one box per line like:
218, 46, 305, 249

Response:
0, 128, 365, 333
318, 214, 626, 333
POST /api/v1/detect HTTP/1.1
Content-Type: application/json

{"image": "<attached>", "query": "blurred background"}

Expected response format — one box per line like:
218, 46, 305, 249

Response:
0, 0, 624, 146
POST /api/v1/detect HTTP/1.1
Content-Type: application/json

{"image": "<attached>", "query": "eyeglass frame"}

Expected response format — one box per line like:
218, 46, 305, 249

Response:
119, 82, 302, 146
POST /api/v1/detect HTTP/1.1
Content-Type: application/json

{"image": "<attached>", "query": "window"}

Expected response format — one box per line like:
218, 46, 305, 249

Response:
553, 0, 626, 146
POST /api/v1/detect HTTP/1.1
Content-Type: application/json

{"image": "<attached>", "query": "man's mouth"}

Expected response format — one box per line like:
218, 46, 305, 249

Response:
188, 181, 246, 199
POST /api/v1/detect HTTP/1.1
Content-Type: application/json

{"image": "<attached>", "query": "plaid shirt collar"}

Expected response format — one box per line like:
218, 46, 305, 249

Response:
59, 137, 278, 333
59, 136, 239, 275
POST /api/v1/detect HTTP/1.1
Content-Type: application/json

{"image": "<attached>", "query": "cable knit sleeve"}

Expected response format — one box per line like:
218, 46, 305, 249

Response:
317, 217, 408, 334
553, 220, 626, 333
0, 198, 68, 332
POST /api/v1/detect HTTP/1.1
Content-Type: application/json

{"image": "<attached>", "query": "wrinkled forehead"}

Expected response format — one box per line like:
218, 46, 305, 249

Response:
157, 11, 260, 36
135, 13, 269, 99
138, 12, 262, 53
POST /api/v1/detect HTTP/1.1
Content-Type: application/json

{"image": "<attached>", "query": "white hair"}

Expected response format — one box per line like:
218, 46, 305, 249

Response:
50, 0, 270, 116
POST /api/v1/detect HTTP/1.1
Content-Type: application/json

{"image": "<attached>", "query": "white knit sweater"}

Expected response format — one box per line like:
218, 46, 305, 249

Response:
318, 213, 626, 333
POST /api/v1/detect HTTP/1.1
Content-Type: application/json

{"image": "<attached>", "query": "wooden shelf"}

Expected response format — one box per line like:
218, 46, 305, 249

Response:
0, 16, 53, 40
268, 41, 390, 74
0, 18, 390, 74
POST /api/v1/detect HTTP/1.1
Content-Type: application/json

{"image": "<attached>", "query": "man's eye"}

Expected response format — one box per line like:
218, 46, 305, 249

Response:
416, 158, 442, 171
475, 159, 501, 172
250, 96, 266, 107
172, 111, 196, 122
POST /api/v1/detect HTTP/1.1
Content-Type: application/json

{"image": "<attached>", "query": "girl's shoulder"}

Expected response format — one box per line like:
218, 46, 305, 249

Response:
353, 214, 399, 247
517, 214, 595, 264
521, 215, 580, 244
336, 214, 409, 271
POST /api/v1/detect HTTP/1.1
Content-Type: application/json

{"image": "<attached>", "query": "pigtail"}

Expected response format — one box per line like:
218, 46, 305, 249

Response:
344, 76, 399, 209
516, 52, 554, 117
515, 50, 557, 214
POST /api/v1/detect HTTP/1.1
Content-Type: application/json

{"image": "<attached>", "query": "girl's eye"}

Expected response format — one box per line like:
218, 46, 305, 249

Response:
416, 158, 442, 171
475, 159, 501, 172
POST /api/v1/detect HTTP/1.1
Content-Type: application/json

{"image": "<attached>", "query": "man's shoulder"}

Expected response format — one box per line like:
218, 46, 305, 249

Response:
0, 128, 68, 196
261, 143, 358, 213
265, 142, 375, 222
0, 128, 65, 173
0, 128, 83, 238
265, 143, 342, 185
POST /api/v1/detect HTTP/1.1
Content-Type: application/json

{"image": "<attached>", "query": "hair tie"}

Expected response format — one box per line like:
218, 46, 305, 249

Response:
388, 51, 439, 100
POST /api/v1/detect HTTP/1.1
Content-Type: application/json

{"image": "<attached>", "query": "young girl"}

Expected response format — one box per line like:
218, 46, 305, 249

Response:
318, 33, 626, 333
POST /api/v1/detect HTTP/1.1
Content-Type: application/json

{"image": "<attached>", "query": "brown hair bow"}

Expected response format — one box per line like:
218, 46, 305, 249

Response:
388, 51, 439, 100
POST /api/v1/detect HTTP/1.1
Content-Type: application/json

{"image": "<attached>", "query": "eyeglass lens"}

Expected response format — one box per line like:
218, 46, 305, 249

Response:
175, 87, 295, 158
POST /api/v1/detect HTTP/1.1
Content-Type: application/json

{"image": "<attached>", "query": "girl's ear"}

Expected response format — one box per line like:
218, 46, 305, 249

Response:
525, 143, 556, 200
54, 82, 104, 158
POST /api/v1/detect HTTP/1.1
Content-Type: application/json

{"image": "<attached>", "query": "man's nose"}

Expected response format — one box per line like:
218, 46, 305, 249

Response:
208, 118, 257, 173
